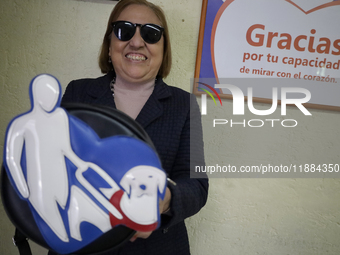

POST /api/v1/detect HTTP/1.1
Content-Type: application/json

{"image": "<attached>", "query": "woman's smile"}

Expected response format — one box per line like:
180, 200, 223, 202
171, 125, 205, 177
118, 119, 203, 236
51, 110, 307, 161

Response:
126, 53, 147, 61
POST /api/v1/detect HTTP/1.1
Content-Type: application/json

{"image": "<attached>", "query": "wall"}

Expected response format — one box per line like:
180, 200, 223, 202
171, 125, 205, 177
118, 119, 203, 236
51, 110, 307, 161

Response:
1, 0, 339, 254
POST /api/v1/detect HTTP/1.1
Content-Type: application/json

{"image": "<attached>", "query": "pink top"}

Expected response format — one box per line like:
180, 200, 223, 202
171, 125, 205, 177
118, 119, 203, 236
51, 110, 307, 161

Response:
113, 81, 155, 119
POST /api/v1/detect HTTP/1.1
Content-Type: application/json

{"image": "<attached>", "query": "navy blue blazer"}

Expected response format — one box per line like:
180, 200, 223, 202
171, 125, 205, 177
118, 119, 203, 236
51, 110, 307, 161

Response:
59, 72, 208, 255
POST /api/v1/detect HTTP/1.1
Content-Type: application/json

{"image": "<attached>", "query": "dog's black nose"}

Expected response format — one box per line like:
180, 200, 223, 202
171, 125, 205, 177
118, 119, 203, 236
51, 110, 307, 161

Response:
140, 184, 146, 190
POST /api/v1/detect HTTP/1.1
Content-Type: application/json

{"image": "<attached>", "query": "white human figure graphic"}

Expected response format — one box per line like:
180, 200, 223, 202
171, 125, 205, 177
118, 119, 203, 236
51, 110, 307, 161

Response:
5, 74, 122, 242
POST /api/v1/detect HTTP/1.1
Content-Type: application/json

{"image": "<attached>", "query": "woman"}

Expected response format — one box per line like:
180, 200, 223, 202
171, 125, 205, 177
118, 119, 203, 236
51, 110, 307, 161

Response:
58, 0, 208, 254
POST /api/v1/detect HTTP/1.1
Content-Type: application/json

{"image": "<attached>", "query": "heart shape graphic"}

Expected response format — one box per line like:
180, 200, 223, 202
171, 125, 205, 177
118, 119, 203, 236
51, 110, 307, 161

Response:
29, 114, 165, 254
286, 0, 340, 14
211, 0, 340, 106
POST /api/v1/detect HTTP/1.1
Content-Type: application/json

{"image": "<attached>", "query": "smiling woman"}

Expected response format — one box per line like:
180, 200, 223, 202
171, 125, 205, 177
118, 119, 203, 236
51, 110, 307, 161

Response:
110, 5, 164, 88
106, 3, 166, 118
49, 0, 208, 255
99, 0, 172, 78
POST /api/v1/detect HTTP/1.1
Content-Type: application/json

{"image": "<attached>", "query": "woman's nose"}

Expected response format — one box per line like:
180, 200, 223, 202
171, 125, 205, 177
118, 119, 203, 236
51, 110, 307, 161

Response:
129, 27, 145, 47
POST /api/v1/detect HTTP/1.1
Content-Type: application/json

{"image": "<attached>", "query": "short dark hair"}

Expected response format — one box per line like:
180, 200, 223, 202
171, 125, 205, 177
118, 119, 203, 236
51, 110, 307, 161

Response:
98, 0, 172, 78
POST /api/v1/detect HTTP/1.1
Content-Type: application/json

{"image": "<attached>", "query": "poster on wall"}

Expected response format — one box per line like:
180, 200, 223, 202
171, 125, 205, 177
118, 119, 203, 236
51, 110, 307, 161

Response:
194, 0, 340, 111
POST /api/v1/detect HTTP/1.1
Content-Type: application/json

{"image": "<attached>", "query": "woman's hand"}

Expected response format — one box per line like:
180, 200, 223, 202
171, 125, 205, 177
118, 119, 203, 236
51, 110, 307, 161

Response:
130, 187, 171, 242
159, 187, 171, 214
130, 231, 153, 242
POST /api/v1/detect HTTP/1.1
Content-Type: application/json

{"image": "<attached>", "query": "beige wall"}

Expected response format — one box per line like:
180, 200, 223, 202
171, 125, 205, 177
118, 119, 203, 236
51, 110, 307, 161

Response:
1, 0, 340, 254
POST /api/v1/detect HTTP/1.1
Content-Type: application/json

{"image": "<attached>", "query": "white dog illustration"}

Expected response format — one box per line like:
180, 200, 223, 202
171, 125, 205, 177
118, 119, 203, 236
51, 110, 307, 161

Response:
119, 166, 166, 225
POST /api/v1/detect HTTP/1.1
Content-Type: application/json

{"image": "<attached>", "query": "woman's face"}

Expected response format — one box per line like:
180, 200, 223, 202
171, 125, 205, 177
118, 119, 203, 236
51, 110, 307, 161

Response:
109, 4, 164, 84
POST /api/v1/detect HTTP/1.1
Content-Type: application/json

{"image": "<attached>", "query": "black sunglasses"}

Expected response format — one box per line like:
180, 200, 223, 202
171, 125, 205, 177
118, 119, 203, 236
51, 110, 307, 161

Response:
112, 21, 164, 44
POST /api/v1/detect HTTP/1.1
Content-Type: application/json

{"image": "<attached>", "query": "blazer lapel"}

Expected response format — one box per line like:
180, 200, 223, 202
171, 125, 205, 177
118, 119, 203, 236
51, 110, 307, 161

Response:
86, 72, 116, 109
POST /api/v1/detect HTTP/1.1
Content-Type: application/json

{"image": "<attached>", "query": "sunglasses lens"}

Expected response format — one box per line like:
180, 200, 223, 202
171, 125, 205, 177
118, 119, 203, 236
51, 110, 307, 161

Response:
141, 24, 163, 44
112, 22, 163, 44
113, 22, 135, 41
